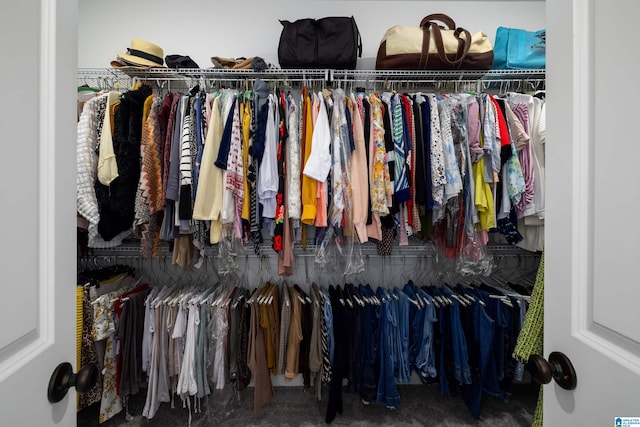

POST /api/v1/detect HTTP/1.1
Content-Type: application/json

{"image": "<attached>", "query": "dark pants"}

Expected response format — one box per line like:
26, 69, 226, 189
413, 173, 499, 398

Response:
326, 286, 348, 423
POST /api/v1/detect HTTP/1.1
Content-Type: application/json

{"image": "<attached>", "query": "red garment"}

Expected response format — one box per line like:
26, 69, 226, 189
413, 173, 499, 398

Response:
490, 96, 512, 148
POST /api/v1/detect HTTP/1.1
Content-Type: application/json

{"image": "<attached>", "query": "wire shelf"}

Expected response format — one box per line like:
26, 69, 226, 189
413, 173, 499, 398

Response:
78, 67, 330, 83
78, 68, 544, 85
329, 69, 545, 92
331, 69, 545, 81
85, 240, 538, 258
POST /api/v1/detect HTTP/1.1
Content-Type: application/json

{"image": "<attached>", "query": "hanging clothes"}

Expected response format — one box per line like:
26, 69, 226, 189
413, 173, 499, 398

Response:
76, 76, 546, 283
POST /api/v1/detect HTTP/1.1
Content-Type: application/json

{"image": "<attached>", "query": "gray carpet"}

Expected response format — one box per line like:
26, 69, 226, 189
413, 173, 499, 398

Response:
79, 383, 538, 426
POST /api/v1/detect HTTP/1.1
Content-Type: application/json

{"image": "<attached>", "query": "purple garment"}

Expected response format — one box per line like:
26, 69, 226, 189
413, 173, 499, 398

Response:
467, 101, 484, 163
511, 103, 534, 214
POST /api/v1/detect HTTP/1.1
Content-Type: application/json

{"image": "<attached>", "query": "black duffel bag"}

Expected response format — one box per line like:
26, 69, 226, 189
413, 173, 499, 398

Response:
278, 16, 362, 69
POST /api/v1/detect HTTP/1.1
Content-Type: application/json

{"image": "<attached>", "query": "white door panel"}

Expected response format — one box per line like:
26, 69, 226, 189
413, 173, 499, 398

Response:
591, 0, 640, 345
0, 0, 78, 426
546, 0, 640, 424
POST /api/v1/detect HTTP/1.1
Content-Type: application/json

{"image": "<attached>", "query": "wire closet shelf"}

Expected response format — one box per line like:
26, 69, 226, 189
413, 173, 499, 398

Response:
77, 68, 545, 92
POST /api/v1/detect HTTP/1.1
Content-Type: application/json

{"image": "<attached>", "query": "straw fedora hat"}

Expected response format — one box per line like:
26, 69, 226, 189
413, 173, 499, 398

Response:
111, 39, 165, 68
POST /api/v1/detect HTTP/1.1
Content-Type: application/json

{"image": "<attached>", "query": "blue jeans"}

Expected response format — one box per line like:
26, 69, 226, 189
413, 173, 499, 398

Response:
477, 288, 508, 398
513, 298, 528, 382
459, 286, 495, 419
415, 287, 437, 382
441, 285, 472, 386
402, 281, 422, 371
393, 287, 411, 383
376, 287, 401, 408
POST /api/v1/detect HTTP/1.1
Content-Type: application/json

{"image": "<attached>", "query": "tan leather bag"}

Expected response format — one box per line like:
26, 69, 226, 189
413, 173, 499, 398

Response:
376, 14, 493, 70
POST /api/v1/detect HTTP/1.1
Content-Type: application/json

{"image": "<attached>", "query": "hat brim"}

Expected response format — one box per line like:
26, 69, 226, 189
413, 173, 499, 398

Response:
113, 52, 165, 68
110, 60, 152, 69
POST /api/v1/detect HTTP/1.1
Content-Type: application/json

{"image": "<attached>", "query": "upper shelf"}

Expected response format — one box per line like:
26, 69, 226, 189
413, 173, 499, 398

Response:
331, 69, 545, 81
78, 67, 330, 82
78, 68, 545, 93
79, 67, 544, 81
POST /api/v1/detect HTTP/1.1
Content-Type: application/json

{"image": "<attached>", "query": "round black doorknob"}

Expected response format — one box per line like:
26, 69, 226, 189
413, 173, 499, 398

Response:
526, 351, 577, 391
527, 354, 552, 384
48, 362, 99, 403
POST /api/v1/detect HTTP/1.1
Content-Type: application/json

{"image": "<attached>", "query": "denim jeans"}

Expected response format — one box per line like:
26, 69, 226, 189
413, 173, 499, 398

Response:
418, 287, 438, 380
513, 298, 528, 382
402, 281, 423, 370
393, 287, 411, 383
376, 287, 401, 408
405, 283, 438, 384
459, 286, 495, 419
427, 285, 454, 396
441, 285, 472, 386
477, 288, 509, 399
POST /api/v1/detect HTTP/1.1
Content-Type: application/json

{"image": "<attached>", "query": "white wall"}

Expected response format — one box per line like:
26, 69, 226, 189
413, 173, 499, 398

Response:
78, 0, 544, 69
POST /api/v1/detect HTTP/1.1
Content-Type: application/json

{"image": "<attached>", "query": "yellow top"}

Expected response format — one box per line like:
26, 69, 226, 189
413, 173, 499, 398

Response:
97, 91, 121, 186
241, 101, 252, 221
474, 156, 496, 231
300, 93, 317, 224
192, 95, 225, 243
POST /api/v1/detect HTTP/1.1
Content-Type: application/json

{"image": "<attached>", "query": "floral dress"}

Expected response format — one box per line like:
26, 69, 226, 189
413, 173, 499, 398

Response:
92, 293, 123, 423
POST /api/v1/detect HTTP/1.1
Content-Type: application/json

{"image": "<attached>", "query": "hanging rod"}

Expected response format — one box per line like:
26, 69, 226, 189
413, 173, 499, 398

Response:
78, 68, 544, 84
330, 69, 545, 82
84, 242, 539, 257
327, 70, 545, 93
78, 67, 330, 82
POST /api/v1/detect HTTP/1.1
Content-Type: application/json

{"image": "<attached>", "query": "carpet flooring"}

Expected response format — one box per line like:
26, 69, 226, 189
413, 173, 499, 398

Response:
78, 382, 538, 426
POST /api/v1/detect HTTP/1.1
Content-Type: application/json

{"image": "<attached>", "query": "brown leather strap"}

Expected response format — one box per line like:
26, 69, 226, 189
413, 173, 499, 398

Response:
430, 23, 471, 65
420, 13, 456, 29
453, 28, 470, 64
419, 27, 431, 69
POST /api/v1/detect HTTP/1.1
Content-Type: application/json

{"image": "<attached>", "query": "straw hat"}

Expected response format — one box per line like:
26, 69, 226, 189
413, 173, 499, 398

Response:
111, 39, 165, 68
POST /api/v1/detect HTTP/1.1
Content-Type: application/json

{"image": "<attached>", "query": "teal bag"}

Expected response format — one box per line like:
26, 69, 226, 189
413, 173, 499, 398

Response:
492, 27, 545, 69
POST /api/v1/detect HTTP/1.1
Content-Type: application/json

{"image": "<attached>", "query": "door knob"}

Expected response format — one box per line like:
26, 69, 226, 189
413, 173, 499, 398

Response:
527, 351, 577, 390
48, 362, 98, 403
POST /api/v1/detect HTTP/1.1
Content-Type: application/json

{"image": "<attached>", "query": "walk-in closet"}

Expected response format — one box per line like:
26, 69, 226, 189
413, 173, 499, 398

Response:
2, 1, 639, 427
73, 2, 547, 426
75, 57, 545, 427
